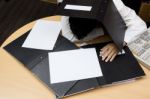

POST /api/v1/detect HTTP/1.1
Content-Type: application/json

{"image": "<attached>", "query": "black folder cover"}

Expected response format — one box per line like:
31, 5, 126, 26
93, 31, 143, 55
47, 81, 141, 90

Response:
4, 30, 145, 98
56, 0, 107, 20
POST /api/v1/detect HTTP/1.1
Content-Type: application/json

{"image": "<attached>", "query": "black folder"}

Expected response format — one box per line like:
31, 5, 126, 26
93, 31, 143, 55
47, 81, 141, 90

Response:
4, 30, 145, 98
55, 0, 127, 51
56, 0, 108, 19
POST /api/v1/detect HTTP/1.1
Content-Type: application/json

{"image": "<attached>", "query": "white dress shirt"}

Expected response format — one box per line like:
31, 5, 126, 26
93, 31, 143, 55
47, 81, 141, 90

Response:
61, 0, 147, 43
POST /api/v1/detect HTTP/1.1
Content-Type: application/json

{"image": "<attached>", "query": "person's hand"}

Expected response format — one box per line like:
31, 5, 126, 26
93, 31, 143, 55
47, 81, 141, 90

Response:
99, 43, 119, 62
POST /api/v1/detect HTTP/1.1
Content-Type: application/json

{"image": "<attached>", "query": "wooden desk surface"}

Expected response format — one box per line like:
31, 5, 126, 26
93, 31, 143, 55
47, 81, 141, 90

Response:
0, 16, 150, 99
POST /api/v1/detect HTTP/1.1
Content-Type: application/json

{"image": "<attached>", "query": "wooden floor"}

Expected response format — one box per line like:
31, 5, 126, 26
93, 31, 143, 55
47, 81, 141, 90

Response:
0, 0, 56, 45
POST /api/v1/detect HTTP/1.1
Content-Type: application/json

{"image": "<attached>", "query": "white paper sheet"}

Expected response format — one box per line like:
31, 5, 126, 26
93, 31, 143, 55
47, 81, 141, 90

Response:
64, 4, 92, 11
48, 48, 103, 84
22, 20, 61, 50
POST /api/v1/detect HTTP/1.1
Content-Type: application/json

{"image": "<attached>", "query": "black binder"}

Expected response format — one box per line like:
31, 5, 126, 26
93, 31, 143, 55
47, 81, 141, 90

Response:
56, 0, 108, 19
55, 0, 127, 51
4, 30, 145, 98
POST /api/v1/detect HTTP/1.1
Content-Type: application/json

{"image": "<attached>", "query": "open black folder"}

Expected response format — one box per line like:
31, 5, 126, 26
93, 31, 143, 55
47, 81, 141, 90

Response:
4, 30, 145, 98
55, 0, 126, 51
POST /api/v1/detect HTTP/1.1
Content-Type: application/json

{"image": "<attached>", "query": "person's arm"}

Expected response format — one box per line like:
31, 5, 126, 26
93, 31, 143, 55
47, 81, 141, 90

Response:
113, 0, 147, 44
61, 16, 78, 42
100, 0, 147, 62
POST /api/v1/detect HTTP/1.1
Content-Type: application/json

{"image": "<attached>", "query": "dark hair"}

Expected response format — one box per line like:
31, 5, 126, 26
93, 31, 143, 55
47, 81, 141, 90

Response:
69, 17, 101, 39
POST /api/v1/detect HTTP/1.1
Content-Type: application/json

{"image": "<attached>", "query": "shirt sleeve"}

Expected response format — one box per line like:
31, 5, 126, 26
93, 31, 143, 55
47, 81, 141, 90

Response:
61, 16, 78, 42
113, 0, 147, 43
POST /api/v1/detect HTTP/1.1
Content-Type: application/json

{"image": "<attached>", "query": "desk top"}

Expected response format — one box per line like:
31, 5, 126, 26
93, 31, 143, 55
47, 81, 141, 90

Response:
0, 16, 150, 99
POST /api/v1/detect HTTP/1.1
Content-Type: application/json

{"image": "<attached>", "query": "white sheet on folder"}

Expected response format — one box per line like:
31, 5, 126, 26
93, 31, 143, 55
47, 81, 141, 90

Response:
48, 48, 103, 84
64, 4, 92, 11
22, 20, 61, 50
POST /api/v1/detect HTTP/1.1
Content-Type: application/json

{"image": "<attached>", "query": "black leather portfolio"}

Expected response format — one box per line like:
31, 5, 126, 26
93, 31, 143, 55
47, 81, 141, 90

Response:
4, 30, 145, 98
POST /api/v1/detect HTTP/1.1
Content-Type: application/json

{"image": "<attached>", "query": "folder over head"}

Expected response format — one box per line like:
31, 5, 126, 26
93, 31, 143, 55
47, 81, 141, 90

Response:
55, 0, 127, 51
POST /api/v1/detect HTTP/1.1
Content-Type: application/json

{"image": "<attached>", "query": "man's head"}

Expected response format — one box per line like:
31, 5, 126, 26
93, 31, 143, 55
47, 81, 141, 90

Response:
69, 17, 101, 39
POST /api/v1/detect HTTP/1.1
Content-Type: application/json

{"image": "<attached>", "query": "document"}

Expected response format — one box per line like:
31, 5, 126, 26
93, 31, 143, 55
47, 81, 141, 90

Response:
22, 20, 61, 50
128, 28, 150, 69
48, 48, 103, 84
64, 4, 92, 11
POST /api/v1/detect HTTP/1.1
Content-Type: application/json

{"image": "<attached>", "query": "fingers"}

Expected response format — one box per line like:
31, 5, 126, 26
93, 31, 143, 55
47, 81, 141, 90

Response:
101, 49, 112, 61
110, 53, 117, 62
105, 51, 116, 62
99, 43, 119, 62
100, 46, 109, 56
100, 45, 112, 57
100, 45, 109, 52
101, 50, 117, 62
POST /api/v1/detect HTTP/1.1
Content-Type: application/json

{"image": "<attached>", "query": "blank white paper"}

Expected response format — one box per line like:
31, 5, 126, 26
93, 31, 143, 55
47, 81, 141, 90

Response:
64, 4, 92, 11
48, 48, 103, 84
22, 20, 61, 50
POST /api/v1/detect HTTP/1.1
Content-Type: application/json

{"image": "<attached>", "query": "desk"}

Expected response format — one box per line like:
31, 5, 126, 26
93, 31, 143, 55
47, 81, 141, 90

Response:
0, 16, 150, 99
